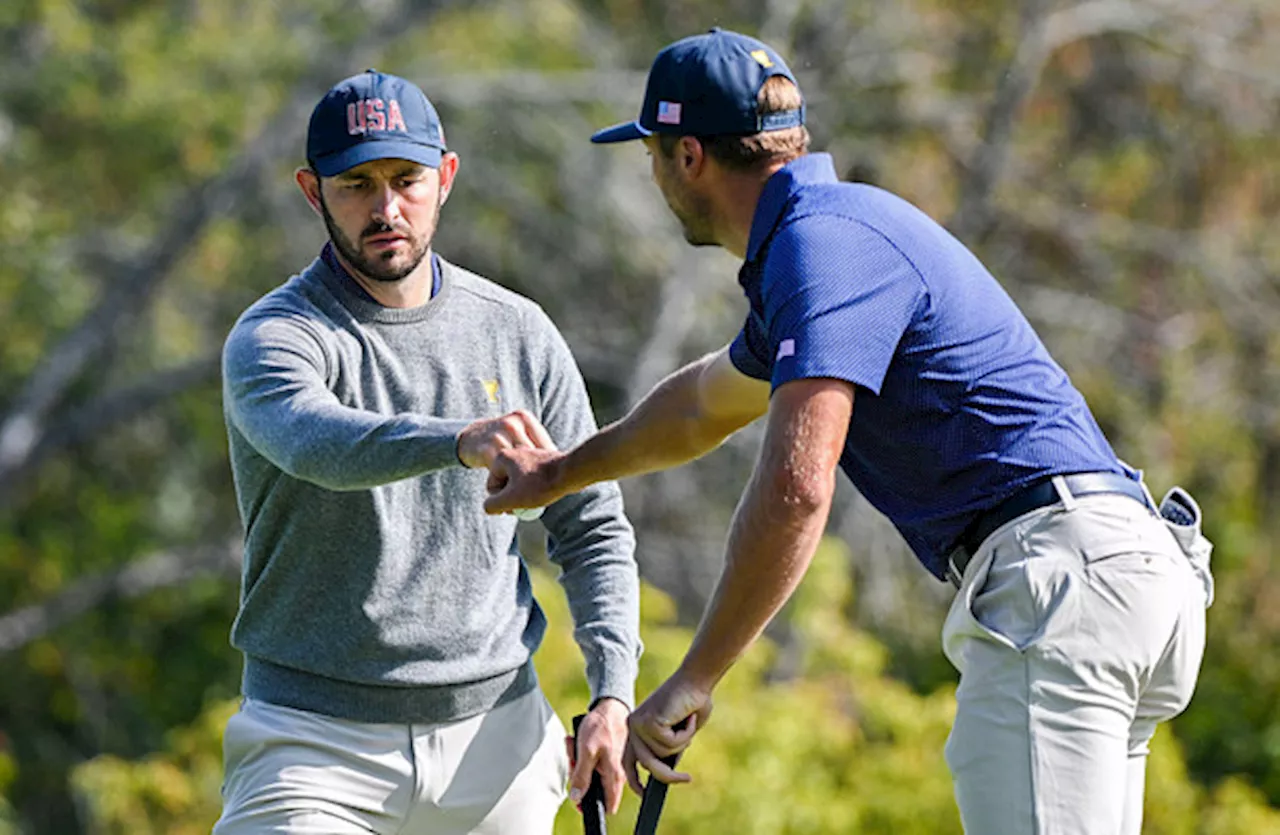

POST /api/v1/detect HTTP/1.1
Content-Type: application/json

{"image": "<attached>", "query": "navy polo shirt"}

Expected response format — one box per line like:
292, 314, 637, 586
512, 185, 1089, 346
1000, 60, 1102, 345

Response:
729, 154, 1125, 579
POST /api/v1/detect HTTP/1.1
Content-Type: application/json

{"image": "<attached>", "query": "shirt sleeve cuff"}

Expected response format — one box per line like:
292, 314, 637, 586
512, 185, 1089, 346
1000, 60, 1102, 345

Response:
587, 648, 639, 711
423, 418, 472, 469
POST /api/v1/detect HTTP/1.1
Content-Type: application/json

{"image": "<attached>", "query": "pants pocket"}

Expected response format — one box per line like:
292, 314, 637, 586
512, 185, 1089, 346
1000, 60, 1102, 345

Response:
943, 542, 1023, 668
1158, 486, 1215, 607
942, 511, 1085, 669
973, 537, 1082, 652
219, 702, 260, 799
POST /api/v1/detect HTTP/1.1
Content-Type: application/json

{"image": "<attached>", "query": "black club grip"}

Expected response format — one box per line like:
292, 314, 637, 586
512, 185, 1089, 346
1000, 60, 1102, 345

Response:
572, 713, 608, 835
633, 752, 680, 834
633, 729, 684, 835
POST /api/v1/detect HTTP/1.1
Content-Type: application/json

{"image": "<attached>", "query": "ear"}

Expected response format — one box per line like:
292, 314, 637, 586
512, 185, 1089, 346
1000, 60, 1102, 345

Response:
436, 152, 460, 207
675, 136, 707, 181
295, 167, 324, 217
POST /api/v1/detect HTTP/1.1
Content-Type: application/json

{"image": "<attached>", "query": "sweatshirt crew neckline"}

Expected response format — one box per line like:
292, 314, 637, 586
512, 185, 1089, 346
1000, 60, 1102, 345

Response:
314, 248, 453, 326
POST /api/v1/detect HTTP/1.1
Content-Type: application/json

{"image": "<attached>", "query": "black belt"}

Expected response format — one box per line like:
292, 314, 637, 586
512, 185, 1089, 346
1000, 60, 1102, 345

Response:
946, 471, 1152, 588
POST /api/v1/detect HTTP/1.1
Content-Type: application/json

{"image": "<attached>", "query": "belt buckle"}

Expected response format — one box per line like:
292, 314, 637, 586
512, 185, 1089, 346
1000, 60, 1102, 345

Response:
945, 544, 970, 589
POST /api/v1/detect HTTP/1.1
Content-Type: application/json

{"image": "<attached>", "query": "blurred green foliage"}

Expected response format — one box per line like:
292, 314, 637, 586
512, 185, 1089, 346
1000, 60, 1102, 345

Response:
2, 0, 1278, 832
71, 543, 1280, 833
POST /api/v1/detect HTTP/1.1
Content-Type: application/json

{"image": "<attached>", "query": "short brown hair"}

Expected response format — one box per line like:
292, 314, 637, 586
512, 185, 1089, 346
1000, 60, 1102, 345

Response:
658, 76, 810, 171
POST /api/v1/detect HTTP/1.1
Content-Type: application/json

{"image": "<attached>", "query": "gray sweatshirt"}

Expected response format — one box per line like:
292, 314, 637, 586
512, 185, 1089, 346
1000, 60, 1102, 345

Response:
221, 252, 640, 724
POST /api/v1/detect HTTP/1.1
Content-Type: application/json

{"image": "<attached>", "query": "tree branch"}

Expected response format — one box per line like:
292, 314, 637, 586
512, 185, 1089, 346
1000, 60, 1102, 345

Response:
951, 0, 1054, 241
0, 538, 242, 654
0, 356, 221, 510
0, 0, 475, 502
950, 0, 1194, 241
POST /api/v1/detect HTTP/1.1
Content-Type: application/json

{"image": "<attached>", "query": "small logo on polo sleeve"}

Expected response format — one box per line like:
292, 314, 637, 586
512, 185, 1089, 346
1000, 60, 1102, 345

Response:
481, 379, 500, 404
751, 50, 775, 68
776, 338, 795, 360
657, 101, 682, 125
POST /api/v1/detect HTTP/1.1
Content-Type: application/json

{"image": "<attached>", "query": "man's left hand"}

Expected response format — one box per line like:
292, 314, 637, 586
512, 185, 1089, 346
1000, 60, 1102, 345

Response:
566, 697, 630, 814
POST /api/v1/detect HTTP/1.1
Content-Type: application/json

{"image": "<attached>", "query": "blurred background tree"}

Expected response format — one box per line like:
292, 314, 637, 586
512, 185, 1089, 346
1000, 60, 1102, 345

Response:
0, 0, 1277, 832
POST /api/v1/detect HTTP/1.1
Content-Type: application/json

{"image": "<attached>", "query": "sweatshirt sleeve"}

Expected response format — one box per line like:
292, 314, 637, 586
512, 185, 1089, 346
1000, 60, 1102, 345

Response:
529, 311, 642, 709
222, 310, 471, 491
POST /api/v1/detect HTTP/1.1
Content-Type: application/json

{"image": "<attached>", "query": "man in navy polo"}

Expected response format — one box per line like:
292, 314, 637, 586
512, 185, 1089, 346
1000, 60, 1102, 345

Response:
485, 29, 1213, 834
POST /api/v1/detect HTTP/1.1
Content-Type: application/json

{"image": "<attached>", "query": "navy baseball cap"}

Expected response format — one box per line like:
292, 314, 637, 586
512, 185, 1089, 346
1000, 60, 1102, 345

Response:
591, 28, 803, 143
306, 69, 447, 176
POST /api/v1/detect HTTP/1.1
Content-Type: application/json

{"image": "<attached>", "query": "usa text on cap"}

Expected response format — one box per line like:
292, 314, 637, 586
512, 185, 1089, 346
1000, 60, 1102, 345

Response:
307, 69, 448, 176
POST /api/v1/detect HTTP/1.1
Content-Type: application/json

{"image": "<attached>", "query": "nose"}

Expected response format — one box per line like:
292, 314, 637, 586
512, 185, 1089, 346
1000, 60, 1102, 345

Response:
370, 182, 402, 223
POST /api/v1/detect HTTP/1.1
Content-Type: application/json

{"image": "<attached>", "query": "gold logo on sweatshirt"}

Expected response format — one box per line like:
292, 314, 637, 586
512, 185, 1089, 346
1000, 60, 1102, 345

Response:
481, 379, 500, 404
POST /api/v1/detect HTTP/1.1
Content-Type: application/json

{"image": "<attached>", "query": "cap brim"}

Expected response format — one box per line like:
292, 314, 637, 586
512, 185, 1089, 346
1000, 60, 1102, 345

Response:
590, 121, 652, 144
312, 139, 444, 176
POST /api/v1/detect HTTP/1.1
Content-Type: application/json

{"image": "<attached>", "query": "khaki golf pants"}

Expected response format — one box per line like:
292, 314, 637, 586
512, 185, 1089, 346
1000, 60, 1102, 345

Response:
943, 482, 1211, 835
214, 686, 569, 834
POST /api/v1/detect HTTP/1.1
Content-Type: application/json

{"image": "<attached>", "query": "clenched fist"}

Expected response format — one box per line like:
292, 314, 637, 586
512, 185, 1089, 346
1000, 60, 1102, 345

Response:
456, 409, 557, 470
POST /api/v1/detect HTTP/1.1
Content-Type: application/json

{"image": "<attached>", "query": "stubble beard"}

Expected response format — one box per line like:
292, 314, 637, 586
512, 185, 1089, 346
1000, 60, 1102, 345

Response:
680, 216, 718, 247
318, 191, 438, 283
668, 186, 718, 248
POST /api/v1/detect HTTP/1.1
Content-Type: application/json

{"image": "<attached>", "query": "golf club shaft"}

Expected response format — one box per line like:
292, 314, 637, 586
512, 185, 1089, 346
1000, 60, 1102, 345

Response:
633, 751, 680, 835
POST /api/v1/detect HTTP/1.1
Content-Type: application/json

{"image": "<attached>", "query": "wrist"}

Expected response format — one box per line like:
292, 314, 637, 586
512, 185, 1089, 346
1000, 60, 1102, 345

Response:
454, 423, 478, 468
547, 452, 576, 496
674, 656, 723, 696
590, 695, 630, 716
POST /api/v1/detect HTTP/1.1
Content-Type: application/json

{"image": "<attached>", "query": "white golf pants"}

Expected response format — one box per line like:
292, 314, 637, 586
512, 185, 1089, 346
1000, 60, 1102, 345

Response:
943, 482, 1211, 835
214, 686, 568, 834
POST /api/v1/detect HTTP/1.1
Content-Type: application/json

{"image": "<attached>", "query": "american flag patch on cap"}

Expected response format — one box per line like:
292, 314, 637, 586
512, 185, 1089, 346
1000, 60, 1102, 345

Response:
656, 101, 682, 125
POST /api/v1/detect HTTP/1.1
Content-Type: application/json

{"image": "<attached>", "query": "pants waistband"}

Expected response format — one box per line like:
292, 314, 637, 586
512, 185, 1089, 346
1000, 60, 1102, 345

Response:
242, 656, 538, 725
947, 472, 1152, 588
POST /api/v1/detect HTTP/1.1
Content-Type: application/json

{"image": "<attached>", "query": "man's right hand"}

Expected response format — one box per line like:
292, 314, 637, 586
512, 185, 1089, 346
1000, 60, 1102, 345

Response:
456, 410, 557, 470
483, 447, 569, 515
622, 672, 710, 794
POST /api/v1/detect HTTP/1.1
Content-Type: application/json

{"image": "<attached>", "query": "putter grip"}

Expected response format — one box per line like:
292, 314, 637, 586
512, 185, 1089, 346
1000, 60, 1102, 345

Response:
572, 714, 608, 835
633, 750, 681, 835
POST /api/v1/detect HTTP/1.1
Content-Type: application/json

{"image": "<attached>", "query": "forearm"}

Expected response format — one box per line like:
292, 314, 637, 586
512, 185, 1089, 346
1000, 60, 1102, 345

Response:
225, 319, 472, 490
678, 458, 835, 689
531, 327, 644, 708
558, 354, 747, 493
230, 386, 468, 490
673, 378, 850, 690
565, 555, 642, 710
546, 482, 641, 708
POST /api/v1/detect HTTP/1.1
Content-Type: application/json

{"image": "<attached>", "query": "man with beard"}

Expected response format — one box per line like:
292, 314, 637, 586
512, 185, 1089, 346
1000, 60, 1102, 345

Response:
485, 29, 1214, 835
215, 70, 640, 834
